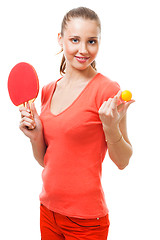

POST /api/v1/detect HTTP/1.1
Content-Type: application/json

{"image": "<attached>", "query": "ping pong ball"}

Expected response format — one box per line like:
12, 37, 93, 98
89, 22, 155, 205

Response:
121, 90, 132, 102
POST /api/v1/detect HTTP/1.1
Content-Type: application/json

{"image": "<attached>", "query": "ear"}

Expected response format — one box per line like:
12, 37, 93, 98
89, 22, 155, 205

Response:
57, 33, 63, 48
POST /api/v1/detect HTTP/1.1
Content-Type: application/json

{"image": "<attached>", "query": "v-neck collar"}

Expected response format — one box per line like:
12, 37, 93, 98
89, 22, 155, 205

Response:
49, 73, 100, 117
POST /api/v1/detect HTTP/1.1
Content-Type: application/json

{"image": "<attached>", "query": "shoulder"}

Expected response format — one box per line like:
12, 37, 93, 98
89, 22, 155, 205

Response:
41, 76, 63, 102
41, 81, 55, 105
97, 73, 120, 90
95, 73, 121, 108
42, 81, 55, 96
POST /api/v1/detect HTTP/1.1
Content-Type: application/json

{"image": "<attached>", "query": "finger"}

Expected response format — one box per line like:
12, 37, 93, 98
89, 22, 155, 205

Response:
20, 116, 35, 126
112, 90, 121, 106
30, 102, 38, 117
117, 102, 125, 112
19, 106, 31, 113
20, 115, 35, 124
109, 97, 117, 115
19, 107, 31, 119
21, 111, 32, 119
124, 99, 135, 110
19, 120, 35, 130
118, 99, 135, 111
99, 99, 110, 113
102, 98, 113, 114
110, 92, 122, 114
116, 90, 122, 99
118, 100, 135, 118
20, 108, 34, 119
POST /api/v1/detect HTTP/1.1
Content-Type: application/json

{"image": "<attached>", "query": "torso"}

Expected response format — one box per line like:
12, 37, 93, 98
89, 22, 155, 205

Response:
50, 76, 96, 115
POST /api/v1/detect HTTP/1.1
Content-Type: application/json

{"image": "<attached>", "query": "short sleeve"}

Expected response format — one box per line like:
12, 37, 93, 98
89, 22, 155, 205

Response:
95, 75, 123, 109
40, 82, 55, 112
40, 85, 47, 112
41, 86, 45, 106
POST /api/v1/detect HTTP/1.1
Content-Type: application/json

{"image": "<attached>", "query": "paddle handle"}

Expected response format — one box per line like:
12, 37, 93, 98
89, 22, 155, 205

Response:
23, 99, 36, 130
22, 98, 35, 109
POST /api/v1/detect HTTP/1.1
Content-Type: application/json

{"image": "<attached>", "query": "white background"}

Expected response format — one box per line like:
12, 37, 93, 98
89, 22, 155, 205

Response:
0, 0, 160, 239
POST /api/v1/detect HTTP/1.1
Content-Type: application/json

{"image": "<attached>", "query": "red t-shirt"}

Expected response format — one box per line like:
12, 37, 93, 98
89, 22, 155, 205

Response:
39, 73, 121, 219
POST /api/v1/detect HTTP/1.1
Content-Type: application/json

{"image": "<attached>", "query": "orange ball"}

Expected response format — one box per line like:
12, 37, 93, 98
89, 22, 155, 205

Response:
121, 90, 132, 102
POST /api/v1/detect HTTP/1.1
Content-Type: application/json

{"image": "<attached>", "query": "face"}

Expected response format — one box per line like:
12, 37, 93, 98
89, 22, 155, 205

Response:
58, 18, 101, 72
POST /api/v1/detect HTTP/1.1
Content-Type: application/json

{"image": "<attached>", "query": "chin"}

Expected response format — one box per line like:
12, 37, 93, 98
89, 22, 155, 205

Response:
73, 63, 93, 71
66, 58, 95, 72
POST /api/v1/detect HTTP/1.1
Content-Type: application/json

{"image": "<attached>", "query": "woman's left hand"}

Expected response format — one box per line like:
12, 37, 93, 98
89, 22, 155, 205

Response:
98, 90, 135, 132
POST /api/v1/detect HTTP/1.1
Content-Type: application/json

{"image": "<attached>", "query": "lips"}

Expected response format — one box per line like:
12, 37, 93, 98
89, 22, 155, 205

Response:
75, 56, 90, 63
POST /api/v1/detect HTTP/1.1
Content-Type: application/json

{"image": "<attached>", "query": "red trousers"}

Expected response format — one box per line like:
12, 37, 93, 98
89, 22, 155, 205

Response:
40, 203, 110, 240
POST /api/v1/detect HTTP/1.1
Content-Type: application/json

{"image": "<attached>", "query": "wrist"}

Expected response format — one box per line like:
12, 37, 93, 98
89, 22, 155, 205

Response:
30, 131, 44, 144
103, 125, 122, 144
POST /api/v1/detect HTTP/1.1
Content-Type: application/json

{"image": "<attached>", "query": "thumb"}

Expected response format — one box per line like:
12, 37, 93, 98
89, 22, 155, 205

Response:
30, 102, 39, 118
118, 99, 135, 113
125, 99, 135, 109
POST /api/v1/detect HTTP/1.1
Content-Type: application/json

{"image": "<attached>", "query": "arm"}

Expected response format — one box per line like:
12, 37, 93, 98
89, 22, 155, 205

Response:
30, 131, 46, 168
103, 114, 133, 169
19, 103, 46, 167
99, 90, 135, 170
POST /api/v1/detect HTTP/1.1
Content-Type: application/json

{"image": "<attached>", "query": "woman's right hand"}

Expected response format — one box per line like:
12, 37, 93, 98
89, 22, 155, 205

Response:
19, 102, 43, 141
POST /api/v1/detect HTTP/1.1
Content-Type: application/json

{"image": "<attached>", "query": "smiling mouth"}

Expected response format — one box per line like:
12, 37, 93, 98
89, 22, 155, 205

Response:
75, 56, 90, 59
75, 56, 90, 62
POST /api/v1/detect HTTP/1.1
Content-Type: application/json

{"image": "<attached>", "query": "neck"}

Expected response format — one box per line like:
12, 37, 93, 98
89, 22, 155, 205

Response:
63, 65, 97, 85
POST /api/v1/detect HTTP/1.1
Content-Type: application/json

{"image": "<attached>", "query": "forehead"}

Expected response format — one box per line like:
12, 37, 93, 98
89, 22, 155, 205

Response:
63, 18, 100, 37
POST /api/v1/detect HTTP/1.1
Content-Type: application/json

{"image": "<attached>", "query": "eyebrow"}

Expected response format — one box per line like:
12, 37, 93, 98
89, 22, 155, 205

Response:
68, 36, 99, 39
89, 37, 98, 39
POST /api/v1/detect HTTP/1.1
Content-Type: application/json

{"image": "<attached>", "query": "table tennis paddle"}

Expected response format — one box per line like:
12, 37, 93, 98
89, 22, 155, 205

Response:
8, 62, 39, 108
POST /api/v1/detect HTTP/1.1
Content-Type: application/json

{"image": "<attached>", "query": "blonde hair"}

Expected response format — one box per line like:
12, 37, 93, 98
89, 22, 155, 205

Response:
59, 7, 101, 75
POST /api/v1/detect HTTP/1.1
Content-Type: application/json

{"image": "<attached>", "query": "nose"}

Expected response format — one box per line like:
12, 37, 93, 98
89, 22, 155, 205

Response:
79, 42, 88, 55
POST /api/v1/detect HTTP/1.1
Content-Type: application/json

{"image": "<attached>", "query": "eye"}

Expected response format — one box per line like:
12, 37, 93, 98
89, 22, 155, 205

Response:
88, 40, 97, 45
71, 38, 79, 43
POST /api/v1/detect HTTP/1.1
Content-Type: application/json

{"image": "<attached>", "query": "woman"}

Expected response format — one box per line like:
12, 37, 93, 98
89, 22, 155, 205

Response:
19, 7, 134, 240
